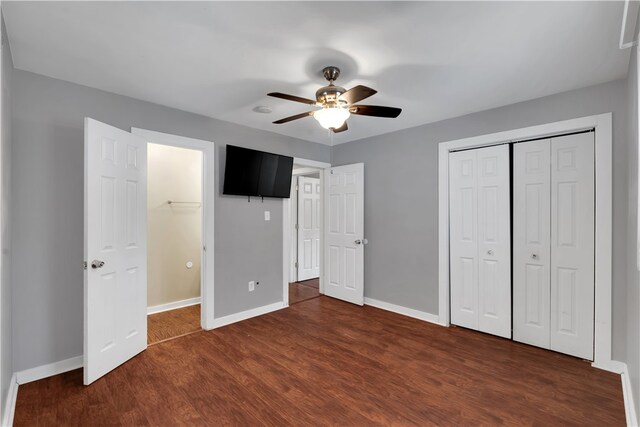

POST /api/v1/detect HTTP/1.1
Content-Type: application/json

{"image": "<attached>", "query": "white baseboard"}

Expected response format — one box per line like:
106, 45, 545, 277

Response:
16, 355, 83, 385
364, 297, 445, 326
592, 359, 626, 374
147, 297, 201, 315
2, 373, 17, 427
211, 301, 286, 329
620, 362, 639, 427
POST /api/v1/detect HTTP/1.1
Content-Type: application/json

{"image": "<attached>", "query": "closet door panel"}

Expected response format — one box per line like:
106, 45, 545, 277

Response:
449, 150, 479, 330
513, 140, 551, 349
477, 145, 511, 338
550, 132, 594, 360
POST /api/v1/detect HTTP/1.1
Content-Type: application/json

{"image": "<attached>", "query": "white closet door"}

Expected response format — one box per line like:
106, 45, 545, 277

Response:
550, 132, 594, 360
513, 139, 551, 349
476, 145, 511, 338
297, 176, 321, 281
450, 145, 510, 337
449, 149, 479, 331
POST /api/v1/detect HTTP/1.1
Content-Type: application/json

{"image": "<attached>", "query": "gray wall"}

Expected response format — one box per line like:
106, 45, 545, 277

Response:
11, 69, 329, 371
0, 13, 12, 419
332, 78, 630, 362
626, 45, 640, 419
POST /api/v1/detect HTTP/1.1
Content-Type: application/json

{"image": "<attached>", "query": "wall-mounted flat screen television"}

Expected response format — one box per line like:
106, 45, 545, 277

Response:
223, 145, 294, 198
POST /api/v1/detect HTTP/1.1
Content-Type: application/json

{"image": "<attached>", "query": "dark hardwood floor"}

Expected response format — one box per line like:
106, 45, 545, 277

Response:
289, 278, 320, 305
147, 304, 201, 345
15, 296, 624, 426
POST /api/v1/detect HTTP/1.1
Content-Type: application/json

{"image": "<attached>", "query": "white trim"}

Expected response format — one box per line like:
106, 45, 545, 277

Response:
620, 362, 639, 427
16, 356, 83, 385
2, 374, 17, 427
283, 157, 331, 304
147, 297, 201, 315
131, 128, 215, 331
293, 158, 331, 169
364, 298, 444, 325
438, 113, 614, 369
211, 301, 286, 329
620, 0, 640, 49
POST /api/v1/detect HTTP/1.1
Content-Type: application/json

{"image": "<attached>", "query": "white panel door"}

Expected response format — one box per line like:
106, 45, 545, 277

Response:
513, 139, 551, 349
297, 176, 321, 281
476, 145, 511, 338
449, 149, 479, 330
550, 132, 594, 360
84, 118, 147, 385
324, 163, 364, 305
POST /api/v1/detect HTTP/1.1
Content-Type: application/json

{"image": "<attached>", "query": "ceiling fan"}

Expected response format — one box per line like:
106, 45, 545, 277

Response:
267, 66, 402, 133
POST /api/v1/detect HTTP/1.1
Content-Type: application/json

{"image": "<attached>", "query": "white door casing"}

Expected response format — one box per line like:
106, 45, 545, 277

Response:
324, 163, 364, 305
476, 145, 511, 338
449, 145, 511, 338
513, 139, 552, 349
550, 132, 595, 360
449, 149, 479, 330
297, 176, 321, 281
84, 118, 147, 385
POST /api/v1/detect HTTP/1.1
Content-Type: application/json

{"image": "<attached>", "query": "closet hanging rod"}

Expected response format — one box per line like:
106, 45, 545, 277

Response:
167, 200, 201, 205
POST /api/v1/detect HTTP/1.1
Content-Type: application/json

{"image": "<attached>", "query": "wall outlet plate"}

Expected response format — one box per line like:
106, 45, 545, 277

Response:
248, 280, 255, 292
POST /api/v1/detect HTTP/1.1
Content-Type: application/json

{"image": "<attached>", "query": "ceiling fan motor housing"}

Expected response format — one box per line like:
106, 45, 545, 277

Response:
315, 85, 347, 106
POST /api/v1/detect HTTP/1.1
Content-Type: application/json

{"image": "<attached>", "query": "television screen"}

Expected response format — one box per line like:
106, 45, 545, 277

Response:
223, 145, 294, 198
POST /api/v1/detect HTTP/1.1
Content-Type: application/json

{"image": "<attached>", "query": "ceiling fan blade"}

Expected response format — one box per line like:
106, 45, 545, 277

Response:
332, 121, 348, 133
350, 105, 402, 118
340, 85, 377, 105
267, 92, 317, 105
272, 111, 314, 124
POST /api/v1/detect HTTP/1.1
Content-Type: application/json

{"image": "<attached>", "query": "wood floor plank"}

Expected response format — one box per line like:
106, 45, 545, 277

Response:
147, 304, 201, 345
14, 296, 625, 426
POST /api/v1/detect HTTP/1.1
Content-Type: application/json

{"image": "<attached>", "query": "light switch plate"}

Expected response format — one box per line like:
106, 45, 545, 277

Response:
264, 211, 270, 221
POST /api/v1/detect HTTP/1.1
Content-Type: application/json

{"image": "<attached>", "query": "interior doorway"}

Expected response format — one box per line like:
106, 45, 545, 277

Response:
288, 165, 323, 305
146, 143, 203, 344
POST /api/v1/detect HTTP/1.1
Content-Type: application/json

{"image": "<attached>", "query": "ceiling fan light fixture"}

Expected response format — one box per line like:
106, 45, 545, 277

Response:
313, 107, 350, 130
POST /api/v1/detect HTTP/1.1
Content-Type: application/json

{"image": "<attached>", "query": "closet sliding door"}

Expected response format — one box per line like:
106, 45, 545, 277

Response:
549, 133, 594, 360
513, 132, 594, 360
513, 140, 551, 349
450, 145, 511, 338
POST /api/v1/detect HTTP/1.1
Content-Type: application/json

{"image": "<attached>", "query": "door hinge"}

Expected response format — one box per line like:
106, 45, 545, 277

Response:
83, 261, 87, 270
295, 223, 299, 229
295, 262, 299, 268
295, 185, 299, 191
203, 245, 207, 252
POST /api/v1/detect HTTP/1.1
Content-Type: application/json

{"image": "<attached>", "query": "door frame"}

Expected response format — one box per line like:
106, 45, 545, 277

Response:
438, 113, 614, 371
131, 128, 215, 331
283, 158, 331, 306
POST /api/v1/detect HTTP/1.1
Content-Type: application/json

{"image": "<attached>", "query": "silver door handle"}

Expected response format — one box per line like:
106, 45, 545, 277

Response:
355, 240, 362, 245
91, 260, 105, 269
487, 250, 494, 255
531, 253, 538, 260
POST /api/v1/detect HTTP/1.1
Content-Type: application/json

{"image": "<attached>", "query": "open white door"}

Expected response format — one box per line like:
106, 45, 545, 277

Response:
84, 118, 147, 385
324, 163, 364, 305
297, 176, 321, 281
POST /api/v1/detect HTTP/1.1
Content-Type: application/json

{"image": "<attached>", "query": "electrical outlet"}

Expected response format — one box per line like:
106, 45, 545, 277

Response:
248, 281, 255, 292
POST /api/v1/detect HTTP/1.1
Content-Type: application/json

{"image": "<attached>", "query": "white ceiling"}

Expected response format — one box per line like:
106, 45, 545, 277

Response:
3, 1, 630, 145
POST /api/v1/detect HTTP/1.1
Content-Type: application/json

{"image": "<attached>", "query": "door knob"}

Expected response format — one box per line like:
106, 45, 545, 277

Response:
355, 239, 362, 245
91, 260, 105, 269
487, 250, 494, 255
531, 253, 539, 260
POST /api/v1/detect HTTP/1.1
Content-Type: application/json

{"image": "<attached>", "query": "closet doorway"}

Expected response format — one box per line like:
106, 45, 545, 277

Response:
438, 113, 615, 371
146, 143, 203, 344
288, 165, 323, 305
